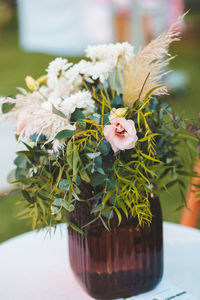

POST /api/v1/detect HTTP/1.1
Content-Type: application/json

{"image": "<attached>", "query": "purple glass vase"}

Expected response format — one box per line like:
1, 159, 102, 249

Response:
68, 196, 163, 299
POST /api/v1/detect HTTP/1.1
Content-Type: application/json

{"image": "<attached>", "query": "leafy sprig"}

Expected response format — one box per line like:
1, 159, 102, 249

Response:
4, 79, 198, 233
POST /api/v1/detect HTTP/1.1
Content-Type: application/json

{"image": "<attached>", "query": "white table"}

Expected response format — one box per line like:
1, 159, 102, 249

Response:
0, 222, 200, 300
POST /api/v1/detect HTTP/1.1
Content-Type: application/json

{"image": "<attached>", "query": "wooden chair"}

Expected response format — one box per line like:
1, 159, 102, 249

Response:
180, 158, 200, 228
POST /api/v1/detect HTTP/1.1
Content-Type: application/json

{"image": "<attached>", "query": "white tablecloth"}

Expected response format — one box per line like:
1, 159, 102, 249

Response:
0, 222, 199, 300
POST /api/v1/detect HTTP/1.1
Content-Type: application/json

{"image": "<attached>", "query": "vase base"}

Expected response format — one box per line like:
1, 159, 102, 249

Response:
75, 270, 163, 300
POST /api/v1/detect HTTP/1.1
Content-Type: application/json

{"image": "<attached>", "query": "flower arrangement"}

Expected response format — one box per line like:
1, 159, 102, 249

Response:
0, 18, 199, 232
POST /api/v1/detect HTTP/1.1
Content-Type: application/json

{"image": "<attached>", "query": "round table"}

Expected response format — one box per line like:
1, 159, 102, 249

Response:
0, 222, 199, 300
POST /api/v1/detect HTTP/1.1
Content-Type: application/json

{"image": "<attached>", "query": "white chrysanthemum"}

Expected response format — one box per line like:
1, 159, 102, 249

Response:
41, 94, 63, 112
46, 57, 72, 89
60, 91, 95, 119
66, 60, 113, 84
84, 61, 112, 83
65, 61, 86, 87
65, 60, 95, 86
86, 42, 134, 69
41, 101, 52, 112
39, 85, 50, 99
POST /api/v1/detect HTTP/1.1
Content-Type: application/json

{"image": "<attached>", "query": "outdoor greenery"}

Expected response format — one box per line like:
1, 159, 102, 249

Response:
0, 14, 200, 243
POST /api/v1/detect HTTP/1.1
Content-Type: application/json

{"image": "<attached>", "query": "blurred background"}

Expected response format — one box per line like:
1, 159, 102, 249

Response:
0, 0, 200, 243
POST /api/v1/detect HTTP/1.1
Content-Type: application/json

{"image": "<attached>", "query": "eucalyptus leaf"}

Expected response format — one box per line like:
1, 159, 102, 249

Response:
87, 152, 101, 159
15, 167, 27, 180
51, 206, 61, 214
30, 133, 46, 143
71, 109, 85, 122
62, 201, 74, 212
55, 129, 75, 140
14, 156, 27, 168
59, 179, 69, 189
99, 140, 110, 156
94, 156, 102, 166
52, 198, 63, 207
91, 204, 104, 214
2, 102, 16, 114
102, 209, 114, 219
95, 167, 105, 175
52, 104, 67, 119
7, 169, 16, 184
90, 173, 106, 186
76, 175, 81, 185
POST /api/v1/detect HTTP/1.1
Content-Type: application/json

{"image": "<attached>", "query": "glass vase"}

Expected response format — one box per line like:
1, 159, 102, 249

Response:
68, 196, 163, 299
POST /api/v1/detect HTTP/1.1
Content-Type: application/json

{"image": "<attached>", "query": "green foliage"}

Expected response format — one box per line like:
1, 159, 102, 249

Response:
99, 140, 110, 156
9, 89, 198, 233
71, 109, 85, 122
1, 102, 15, 113
4, 55, 199, 233
52, 104, 68, 119
55, 129, 75, 140
112, 95, 123, 108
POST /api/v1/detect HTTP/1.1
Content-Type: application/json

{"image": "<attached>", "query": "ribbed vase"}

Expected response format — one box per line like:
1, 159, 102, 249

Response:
68, 196, 163, 299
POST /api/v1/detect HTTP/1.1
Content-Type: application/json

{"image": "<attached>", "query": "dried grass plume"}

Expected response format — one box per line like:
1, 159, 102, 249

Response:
0, 95, 74, 143
121, 15, 185, 107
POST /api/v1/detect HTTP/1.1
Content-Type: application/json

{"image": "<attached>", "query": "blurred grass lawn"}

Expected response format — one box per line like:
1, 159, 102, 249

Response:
0, 15, 200, 243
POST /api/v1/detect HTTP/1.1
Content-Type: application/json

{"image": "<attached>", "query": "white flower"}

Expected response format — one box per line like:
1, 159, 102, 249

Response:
39, 85, 51, 99
85, 42, 134, 69
60, 91, 95, 119
46, 58, 72, 89
41, 101, 52, 112
84, 61, 112, 83
66, 59, 113, 84
41, 94, 62, 112
65, 61, 85, 87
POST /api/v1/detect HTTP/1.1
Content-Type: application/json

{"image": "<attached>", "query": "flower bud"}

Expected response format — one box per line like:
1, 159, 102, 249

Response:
25, 76, 39, 91
37, 75, 47, 85
114, 107, 128, 117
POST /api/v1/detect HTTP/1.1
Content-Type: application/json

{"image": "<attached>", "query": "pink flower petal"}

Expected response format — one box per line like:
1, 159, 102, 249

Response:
103, 114, 138, 153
